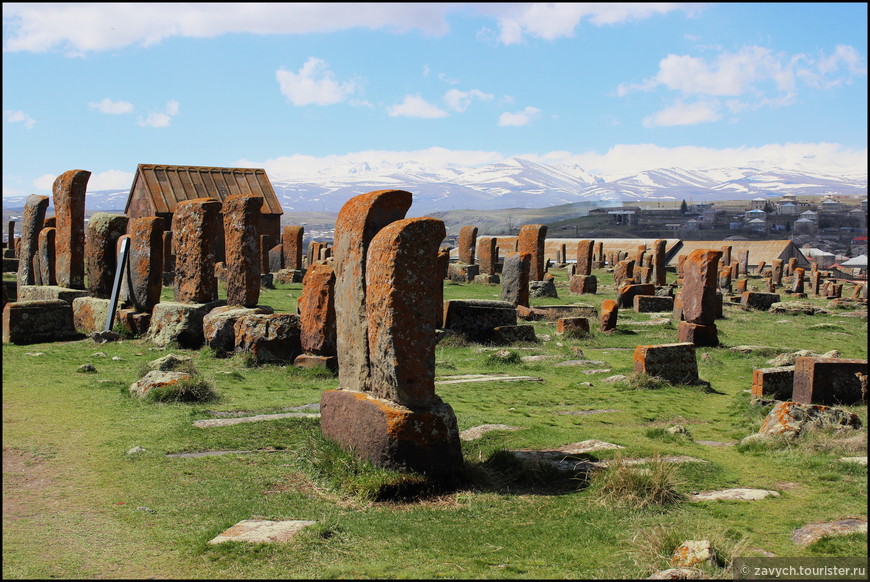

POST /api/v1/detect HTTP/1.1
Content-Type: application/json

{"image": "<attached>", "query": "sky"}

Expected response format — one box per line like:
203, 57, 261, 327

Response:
2, 2, 868, 200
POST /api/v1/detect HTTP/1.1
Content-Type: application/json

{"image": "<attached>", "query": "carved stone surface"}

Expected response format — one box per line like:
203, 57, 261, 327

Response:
298, 261, 336, 356
85, 213, 128, 298
333, 189, 412, 394
680, 249, 722, 325
124, 217, 164, 312
500, 251, 531, 307
282, 225, 304, 271
52, 170, 90, 289
16, 194, 49, 287
517, 224, 547, 281
173, 198, 222, 304
223, 194, 263, 307
457, 225, 478, 265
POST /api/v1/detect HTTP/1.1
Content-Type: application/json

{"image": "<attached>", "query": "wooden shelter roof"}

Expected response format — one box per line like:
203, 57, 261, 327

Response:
124, 164, 283, 215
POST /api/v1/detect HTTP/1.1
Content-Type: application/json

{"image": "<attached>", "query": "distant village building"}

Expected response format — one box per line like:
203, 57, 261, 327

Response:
802, 247, 836, 268
820, 197, 842, 213
746, 209, 767, 221
746, 218, 768, 233
779, 202, 799, 215
793, 217, 817, 235
750, 197, 768, 211
799, 210, 817, 222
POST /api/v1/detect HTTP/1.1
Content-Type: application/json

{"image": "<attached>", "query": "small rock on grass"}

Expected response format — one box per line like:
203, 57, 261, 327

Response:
77, 363, 97, 373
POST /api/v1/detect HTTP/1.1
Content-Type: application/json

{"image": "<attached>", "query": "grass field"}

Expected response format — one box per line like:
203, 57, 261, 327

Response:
2, 267, 867, 579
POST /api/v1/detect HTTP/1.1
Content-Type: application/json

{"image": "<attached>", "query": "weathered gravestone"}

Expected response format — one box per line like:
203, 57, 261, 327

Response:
85, 213, 128, 298
36, 227, 57, 286
500, 251, 531, 307
320, 190, 462, 476
53, 169, 90, 290
457, 225, 478, 265
792, 357, 868, 406
223, 194, 263, 307
294, 261, 337, 370
677, 249, 721, 347
570, 239, 597, 294
634, 343, 701, 385
600, 299, 618, 332
517, 224, 547, 281
16, 194, 49, 287
174, 198, 221, 304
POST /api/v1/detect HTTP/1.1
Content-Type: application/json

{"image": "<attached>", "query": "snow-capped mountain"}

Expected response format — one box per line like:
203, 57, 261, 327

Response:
2, 159, 865, 216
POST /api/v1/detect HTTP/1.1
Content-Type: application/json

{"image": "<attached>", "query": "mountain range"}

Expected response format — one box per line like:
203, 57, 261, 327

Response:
3, 158, 866, 217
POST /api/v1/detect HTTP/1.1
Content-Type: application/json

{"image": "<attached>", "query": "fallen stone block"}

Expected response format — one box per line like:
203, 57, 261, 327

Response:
792, 357, 868, 405
633, 295, 674, 313
442, 299, 517, 342
16, 284, 88, 306
758, 400, 862, 438
741, 292, 781, 310
146, 300, 225, 349
751, 366, 795, 400
234, 312, 302, 364
208, 519, 317, 545
633, 343, 700, 385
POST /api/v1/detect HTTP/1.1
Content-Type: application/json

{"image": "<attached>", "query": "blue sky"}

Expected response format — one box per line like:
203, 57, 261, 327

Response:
2, 2, 867, 199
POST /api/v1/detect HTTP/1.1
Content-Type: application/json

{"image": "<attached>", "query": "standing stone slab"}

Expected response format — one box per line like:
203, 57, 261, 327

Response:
517, 224, 547, 281
37, 227, 57, 287
298, 262, 336, 356
576, 239, 594, 276
501, 251, 531, 307
681, 249, 721, 325
600, 299, 618, 332
125, 217, 164, 313
367, 218, 444, 407
282, 225, 304, 271
634, 343, 700, 385
173, 198, 222, 304
16, 194, 49, 287
477, 236, 498, 276
457, 225, 478, 265
52, 170, 90, 289
333, 190, 412, 394
223, 194, 263, 307
652, 239, 667, 286
85, 213, 128, 298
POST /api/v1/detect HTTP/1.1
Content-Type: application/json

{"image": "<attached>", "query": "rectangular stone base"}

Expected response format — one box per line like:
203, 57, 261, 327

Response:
792, 357, 868, 405
146, 300, 225, 348
320, 389, 463, 476
17, 285, 88, 306
633, 342, 700, 385
677, 321, 719, 347
752, 367, 795, 400
569, 274, 597, 295
3, 299, 81, 344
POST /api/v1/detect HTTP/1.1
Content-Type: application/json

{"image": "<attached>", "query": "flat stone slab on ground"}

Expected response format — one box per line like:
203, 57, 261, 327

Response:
166, 449, 283, 458
554, 359, 608, 367
791, 518, 867, 546
556, 409, 619, 416
695, 440, 735, 447
837, 456, 867, 465
688, 488, 780, 502
208, 519, 316, 545
459, 424, 523, 441
435, 374, 544, 385
193, 412, 320, 428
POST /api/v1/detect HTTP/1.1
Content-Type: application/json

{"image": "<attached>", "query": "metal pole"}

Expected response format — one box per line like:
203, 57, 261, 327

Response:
104, 236, 130, 332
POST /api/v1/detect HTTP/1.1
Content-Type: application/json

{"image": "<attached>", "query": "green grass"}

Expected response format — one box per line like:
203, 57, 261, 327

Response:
3, 268, 867, 579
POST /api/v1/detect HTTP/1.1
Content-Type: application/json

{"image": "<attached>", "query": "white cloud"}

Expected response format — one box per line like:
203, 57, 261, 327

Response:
494, 3, 703, 45
443, 89, 493, 112
498, 106, 541, 126
643, 99, 721, 127
3, 109, 36, 129
2, 3, 457, 55
89, 98, 134, 114
33, 173, 57, 190
87, 169, 135, 190
137, 99, 180, 128
619, 44, 866, 126
276, 58, 358, 106
536, 143, 868, 180
388, 94, 449, 118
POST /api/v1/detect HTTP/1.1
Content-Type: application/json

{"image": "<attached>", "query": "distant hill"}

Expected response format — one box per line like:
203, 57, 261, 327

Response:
3, 158, 864, 222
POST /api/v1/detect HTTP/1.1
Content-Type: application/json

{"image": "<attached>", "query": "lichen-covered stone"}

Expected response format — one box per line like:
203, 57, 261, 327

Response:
298, 261, 336, 356
681, 249, 722, 325
617, 283, 655, 309
129, 370, 191, 398
600, 299, 618, 332
203, 305, 273, 355
282, 225, 304, 271
72, 296, 112, 335
173, 198, 222, 304
792, 357, 868, 405
366, 218, 445, 407
517, 224, 547, 281
85, 213, 128, 298
442, 299, 518, 343
634, 342, 700, 385
234, 312, 301, 364
2, 299, 80, 344
146, 300, 224, 348
501, 251, 531, 307
751, 366, 795, 400
37, 227, 57, 286
569, 274, 597, 295
124, 216, 164, 312
457, 225, 478, 265
16, 195, 49, 287
759, 400, 862, 438
333, 189, 412, 394
223, 194, 263, 307
52, 169, 90, 289
634, 294, 674, 313
477, 236, 498, 275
